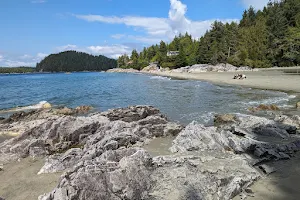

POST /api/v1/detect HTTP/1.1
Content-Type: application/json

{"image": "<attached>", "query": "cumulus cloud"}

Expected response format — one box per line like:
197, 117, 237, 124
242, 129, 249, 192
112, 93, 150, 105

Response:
55, 44, 133, 59
36, 53, 48, 59
20, 54, 32, 59
75, 0, 238, 42
0, 53, 49, 67
241, 0, 270, 10
4, 60, 36, 67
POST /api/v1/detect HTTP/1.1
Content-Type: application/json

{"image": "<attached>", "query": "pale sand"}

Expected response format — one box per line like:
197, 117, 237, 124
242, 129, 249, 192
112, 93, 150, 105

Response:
149, 68, 300, 93
0, 158, 61, 200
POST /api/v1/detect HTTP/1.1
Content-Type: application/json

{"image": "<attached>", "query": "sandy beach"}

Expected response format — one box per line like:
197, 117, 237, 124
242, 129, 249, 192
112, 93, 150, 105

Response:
149, 68, 300, 93
0, 158, 61, 200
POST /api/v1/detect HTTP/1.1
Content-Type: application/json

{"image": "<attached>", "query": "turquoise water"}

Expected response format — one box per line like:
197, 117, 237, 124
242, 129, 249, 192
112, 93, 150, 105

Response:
0, 72, 297, 124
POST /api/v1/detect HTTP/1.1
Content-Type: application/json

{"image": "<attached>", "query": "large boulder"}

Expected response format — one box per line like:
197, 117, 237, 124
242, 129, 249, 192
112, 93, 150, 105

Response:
39, 149, 154, 200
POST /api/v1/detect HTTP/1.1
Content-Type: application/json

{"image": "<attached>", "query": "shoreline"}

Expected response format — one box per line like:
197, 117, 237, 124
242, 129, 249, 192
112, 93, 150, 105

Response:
144, 70, 300, 94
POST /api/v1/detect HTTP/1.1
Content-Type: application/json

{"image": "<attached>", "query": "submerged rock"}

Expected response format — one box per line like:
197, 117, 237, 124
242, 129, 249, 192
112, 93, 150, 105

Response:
75, 105, 93, 113
248, 104, 280, 112
214, 114, 238, 126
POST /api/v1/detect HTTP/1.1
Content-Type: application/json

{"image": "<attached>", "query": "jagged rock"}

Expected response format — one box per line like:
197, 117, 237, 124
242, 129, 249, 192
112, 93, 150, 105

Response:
39, 149, 153, 200
100, 105, 162, 122
1, 110, 37, 123
248, 104, 280, 112
75, 105, 93, 113
2, 106, 300, 200
142, 63, 160, 72
275, 115, 300, 129
1, 106, 182, 173
214, 114, 238, 126
38, 148, 83, 174
171, 114, 300, 163
53, 107, 75, 115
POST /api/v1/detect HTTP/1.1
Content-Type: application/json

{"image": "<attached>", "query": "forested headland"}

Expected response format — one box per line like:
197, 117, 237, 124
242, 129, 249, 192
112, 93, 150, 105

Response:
36, 51, 117, 72
118, 0, 300, 69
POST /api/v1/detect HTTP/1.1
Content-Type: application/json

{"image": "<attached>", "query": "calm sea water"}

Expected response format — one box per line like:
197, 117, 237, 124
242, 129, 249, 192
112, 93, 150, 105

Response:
0, 72, 298, 124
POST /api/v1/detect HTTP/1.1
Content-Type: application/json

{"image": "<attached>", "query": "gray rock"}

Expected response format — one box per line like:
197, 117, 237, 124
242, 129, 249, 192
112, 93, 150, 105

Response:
2, 106, 300, 200
100, 105, 162, 122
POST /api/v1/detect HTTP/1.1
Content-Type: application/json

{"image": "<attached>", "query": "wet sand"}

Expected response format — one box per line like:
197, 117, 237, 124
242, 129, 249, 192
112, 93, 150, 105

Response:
234, 152, 300, 200
0, 158, 61, 200
149, 68, 300, 93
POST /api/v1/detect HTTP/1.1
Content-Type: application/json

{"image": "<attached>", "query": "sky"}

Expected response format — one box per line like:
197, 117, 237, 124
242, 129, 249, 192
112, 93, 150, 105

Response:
0, 0, 270, 67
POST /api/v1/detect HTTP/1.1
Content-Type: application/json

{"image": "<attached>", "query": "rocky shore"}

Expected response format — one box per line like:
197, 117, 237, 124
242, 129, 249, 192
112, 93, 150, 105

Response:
107, 68, 140, 73
1, 106, 300, 199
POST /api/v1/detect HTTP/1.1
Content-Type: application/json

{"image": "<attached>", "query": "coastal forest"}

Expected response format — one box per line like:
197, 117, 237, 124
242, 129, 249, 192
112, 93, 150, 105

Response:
118, 0, 300, 69
36, 51, 117, 72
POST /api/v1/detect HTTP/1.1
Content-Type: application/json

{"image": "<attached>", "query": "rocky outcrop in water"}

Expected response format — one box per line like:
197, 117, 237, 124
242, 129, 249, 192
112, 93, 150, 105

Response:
1, 106, 300, 200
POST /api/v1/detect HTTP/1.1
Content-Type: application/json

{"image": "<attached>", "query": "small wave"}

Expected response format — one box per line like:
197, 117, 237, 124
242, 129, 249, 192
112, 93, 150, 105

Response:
289, 95, 297, 99
0, 101, 50, 113
199, 112, 215, 123
150, 76, 171, 80
243, 96, 290, 106
279, 104, 294, 108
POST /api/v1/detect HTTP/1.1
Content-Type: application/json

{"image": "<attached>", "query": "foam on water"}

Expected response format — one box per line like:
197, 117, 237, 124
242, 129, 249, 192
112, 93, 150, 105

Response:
0, 101, 49, 113
242, 95, 293, 106
150, 76, 171, 80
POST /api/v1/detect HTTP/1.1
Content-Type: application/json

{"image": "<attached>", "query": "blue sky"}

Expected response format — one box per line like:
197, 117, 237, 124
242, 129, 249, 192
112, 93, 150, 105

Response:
0, 0, 269, 67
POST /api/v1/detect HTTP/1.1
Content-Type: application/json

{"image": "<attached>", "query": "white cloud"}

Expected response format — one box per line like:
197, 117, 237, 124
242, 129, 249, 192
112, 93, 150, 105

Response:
20, 54, 32, 59
37, 53, 48, 59
4, 60, 36, 67
56, 44, 78, 52
75, 0, 238, 42
241, 0, 269, 10
0, 53, 49, 67
31, 0, 47, 3
55, 44, 132, 59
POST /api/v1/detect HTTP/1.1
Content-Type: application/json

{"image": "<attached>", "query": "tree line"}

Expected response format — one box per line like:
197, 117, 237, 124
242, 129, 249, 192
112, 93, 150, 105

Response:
0, 67, 35, 74
36, 51, 117, 72
118, 0, 300, 69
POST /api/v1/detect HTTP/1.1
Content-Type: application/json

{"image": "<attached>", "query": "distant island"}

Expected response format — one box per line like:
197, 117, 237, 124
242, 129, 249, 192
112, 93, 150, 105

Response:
36, 51, 117, 72
0, 51, 117, 74
0, 67, 36, 74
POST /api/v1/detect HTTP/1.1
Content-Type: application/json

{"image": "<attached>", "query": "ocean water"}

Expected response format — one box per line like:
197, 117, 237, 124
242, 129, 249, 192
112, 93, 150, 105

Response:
0, 72, 298, 124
